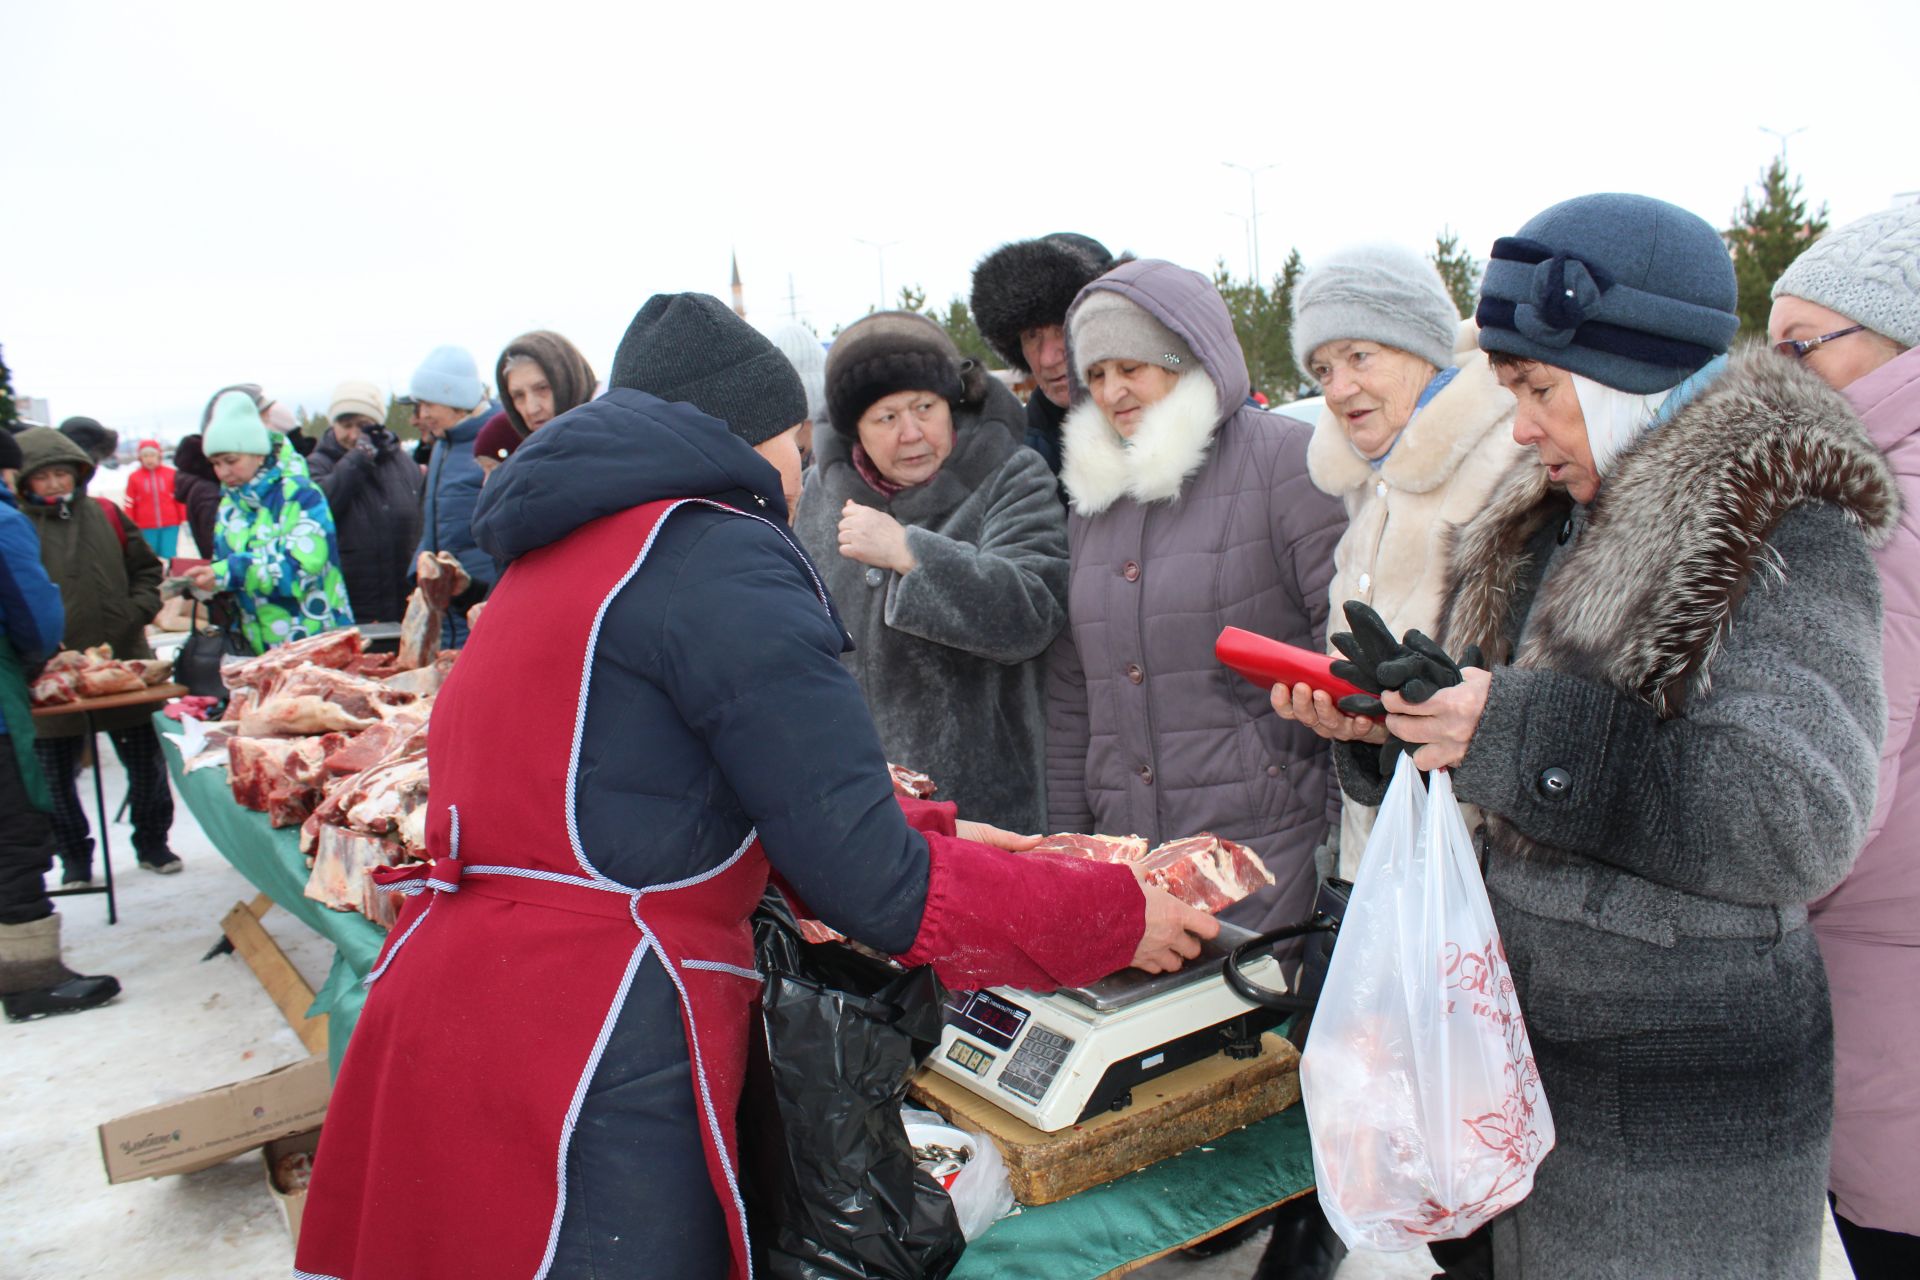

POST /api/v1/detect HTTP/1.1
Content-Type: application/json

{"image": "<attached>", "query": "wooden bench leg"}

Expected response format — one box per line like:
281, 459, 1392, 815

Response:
221, 900, 328, 1057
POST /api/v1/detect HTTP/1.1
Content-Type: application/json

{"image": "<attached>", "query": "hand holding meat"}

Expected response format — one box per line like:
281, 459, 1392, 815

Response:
1130, 875, 1221, 974
1382, 668, 1491, 771
837, 501, 916, 575
188, 564, 218, 592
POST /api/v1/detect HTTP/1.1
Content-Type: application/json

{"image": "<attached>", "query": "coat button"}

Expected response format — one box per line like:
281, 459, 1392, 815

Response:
1538, 767, 1572, 797
1137, 765, 1154, 785
1122, 561, 1141, 583
1375, 480, 1388, 498
1126, 663, 1144, 685
1266, 764, 1280, 778
864, 566, 884, 587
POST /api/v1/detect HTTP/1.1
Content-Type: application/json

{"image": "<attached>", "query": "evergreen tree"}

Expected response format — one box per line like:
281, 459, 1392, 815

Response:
384, 394, 419, 442
892, 285, 998, 368
1431, 228, 1483, 319
1214, 251, 1310, 403
0, 345, 17, 431
1726, 157, 1829, 339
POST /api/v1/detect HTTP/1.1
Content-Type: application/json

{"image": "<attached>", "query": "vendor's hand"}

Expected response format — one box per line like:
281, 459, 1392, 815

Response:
1383, 667, 1491, 771
1130, 874, 1221, 974
1270, 681, 1388, 744
187, 565, 218, 592
955, 820, 1042, 852
837, 501, 916, 575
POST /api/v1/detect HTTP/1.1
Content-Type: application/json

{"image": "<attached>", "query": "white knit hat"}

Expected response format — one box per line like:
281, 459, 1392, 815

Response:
1292, 243, 1460, 376
1772, 203, 1920, 349
761, 321, 829, 426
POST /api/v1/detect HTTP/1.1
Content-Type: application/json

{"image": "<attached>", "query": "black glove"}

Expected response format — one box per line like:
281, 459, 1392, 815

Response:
1375, 631, 1486, 704
1329, 600, 1400, 717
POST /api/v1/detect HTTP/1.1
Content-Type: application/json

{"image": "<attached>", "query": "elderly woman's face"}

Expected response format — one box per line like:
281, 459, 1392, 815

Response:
1309, 341, 1438, 460
505, 361, 558, 431
1086, 359, 1182, 439
1767, 295, 1904, 392
856, 391, 954, 487
1493, 359, 1599, 502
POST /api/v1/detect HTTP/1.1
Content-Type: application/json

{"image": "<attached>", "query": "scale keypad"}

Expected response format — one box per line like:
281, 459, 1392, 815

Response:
997, 1026, 1075, 1103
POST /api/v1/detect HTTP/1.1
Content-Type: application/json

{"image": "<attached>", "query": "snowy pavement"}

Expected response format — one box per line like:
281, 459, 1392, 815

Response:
0, 749, 1856, 1279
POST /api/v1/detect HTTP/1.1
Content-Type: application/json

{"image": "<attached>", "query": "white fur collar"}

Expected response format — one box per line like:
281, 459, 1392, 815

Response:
1059, 371, 1222, 515
1306, 351, 1514, 499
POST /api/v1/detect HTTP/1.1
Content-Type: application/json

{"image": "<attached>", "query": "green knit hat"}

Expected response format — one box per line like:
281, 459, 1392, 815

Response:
203, 390, 271, 456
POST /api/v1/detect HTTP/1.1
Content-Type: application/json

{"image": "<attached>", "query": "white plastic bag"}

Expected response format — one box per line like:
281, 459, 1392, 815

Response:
1299, 756, 1554, 1251
901, 1109, 1015, 1240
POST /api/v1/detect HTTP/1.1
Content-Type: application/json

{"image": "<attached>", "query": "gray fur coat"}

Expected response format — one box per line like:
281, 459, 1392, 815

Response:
1336, 349, 1897, 1278
796, 386, 1067, 831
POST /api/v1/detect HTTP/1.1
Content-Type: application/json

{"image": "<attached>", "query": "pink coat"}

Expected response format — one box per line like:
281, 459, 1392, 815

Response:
1811, 343, 1920, 1234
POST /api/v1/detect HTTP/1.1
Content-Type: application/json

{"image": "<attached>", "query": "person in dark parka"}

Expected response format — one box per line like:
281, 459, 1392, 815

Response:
170, 434, 221, 557
972, 232, 1118, 478
295, 294, 1215, 1280
307, 381, 424, 623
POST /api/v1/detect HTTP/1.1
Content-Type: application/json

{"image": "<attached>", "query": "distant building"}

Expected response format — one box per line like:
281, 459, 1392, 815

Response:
14, 396, 52, 428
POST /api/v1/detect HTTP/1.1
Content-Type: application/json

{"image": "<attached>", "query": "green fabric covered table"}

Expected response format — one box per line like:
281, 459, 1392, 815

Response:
157, 715, 384, 1075
950, 1103, 1314, 1278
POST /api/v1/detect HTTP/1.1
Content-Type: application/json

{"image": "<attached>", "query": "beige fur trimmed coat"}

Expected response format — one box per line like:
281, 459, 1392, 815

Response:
1307, 326, 1521, 873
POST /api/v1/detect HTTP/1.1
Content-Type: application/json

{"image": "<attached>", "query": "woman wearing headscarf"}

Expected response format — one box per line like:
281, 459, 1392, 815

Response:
1046, 259, 1347, 933
1288, 194, 1893, 1278
796, 311, 1067, 831
1279, 245, 1522, 880
295, 294, 1216, 1280
1769, 202, 1920, 1279
494, 329, 598, 439
186, 392, 353, 653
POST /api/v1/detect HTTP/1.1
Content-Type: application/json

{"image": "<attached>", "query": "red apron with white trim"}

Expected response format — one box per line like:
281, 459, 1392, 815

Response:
296, 499, 769, 1280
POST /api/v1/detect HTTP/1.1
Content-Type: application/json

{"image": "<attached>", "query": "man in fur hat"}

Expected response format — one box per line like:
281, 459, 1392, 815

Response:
970, 233, 1117, 480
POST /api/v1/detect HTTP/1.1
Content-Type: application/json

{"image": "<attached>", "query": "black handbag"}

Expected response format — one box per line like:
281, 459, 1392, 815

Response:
1221, 877, 1351, 1050
176, 595, 250, 699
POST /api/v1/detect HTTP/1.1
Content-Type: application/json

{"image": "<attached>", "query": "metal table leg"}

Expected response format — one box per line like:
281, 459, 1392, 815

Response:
86, 710, 118, 925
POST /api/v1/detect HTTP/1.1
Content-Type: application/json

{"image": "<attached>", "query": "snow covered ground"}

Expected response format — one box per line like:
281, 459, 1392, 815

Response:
1, 749, 1856, 1279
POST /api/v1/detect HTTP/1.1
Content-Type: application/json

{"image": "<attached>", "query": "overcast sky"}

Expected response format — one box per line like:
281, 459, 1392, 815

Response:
5, 0, 1914, 437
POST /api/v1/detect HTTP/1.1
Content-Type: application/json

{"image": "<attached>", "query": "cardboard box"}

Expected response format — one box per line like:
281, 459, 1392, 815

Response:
98, 1055, 330, 1184
263, 1128, 321, 1248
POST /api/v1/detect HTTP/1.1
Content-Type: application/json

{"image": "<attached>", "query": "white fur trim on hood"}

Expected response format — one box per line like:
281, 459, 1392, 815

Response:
1059, 370, 1222, 515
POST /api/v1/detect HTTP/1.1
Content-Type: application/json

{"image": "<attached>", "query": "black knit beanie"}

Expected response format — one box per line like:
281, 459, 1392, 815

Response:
824, 311, 968, 438
970, 232, 1116, 371
609, 294, 806, 446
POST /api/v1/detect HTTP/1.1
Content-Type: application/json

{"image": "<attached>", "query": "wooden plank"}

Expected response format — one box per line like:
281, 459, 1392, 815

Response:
221, 901, 328, 1057
246, 892, 273, 921
909, 1033, 1301, 1206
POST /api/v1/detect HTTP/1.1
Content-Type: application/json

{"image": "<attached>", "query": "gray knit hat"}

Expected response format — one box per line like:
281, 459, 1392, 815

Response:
1772, 203, 1920, 349
1477, 193, 1739, 393
1292, 243, 1459, 376
1069, 292, 1199, 384
609, 293, 806, 446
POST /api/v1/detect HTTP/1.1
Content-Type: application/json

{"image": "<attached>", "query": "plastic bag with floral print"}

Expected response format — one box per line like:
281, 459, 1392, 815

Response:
1299, 755, 1555, 1250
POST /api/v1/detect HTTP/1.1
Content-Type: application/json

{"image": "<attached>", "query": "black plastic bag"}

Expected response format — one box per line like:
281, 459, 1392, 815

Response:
740, 897, 965, 1280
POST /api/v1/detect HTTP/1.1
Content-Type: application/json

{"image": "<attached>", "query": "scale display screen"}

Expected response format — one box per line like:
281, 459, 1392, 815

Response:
944, 990, 1029, 1051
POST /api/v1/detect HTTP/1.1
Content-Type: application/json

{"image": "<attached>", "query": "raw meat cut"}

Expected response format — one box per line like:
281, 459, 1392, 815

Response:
320, 720, 428, 777
305, 825, 412, 929
269, 665, 417, 721
889, 763, 937, 800
28, 644, 163, 706
1136, 835, 1274, 913
228, 734, 343, 827
396, 588, 441, 671
124, 657, 175, 686
381, 663, 446, 698
29, 670, 80, 706
41, 650, 92, 674
75, 664, 147, 698
223, 627, 365, 694
237, 695, 376, 738
1030, 833, 1150, 861
1031, 830, 1274, 914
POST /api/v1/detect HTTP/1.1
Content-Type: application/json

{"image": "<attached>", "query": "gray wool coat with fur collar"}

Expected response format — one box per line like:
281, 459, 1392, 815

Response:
1335, 348, 1897, 1279
796, 388, 1067, 831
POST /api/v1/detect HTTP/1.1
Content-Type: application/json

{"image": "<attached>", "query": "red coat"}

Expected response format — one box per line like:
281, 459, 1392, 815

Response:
124, 462, 187, 529
295, 498, 1144, 1280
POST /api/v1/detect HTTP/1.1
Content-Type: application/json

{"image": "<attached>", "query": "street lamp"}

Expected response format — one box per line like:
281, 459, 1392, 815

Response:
1223, 161, 1281, 283
1758, 125, 1808, 160
855, 238, 900, 312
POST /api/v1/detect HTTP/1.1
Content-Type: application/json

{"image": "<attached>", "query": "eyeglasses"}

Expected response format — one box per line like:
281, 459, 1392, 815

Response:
1773, 324, 1866, 360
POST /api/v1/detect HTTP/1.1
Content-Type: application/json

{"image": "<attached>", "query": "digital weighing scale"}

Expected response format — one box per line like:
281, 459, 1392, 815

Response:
926, 920, 1289, 1132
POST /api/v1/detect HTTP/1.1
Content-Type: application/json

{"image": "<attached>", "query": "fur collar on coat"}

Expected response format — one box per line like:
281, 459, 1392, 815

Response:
1307, 349, 1514, 500
1442, 346, 1900, 719
1058, 370, 1221, 515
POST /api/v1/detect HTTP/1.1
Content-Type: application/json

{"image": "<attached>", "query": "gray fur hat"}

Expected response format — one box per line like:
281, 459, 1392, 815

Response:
1068, 292, 1199, 384
1476, 193, 1738, 393
1292, 243, 1460, 376
1772, 203, 1920, 349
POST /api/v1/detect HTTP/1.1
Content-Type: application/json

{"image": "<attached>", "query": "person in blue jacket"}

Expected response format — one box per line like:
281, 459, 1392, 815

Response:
408, 345, 498, 647
0, 428, 120, 1021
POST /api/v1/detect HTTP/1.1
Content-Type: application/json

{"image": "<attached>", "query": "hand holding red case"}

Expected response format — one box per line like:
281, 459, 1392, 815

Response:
1216, 626, 1374, 712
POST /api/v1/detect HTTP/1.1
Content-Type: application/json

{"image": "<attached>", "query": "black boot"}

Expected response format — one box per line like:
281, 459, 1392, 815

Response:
1251, 1192, 1346, 1280
0, 914, 121, 1021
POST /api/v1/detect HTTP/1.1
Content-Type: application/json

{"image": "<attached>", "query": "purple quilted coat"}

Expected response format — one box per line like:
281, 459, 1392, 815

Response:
1046, 260, 1346, 931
